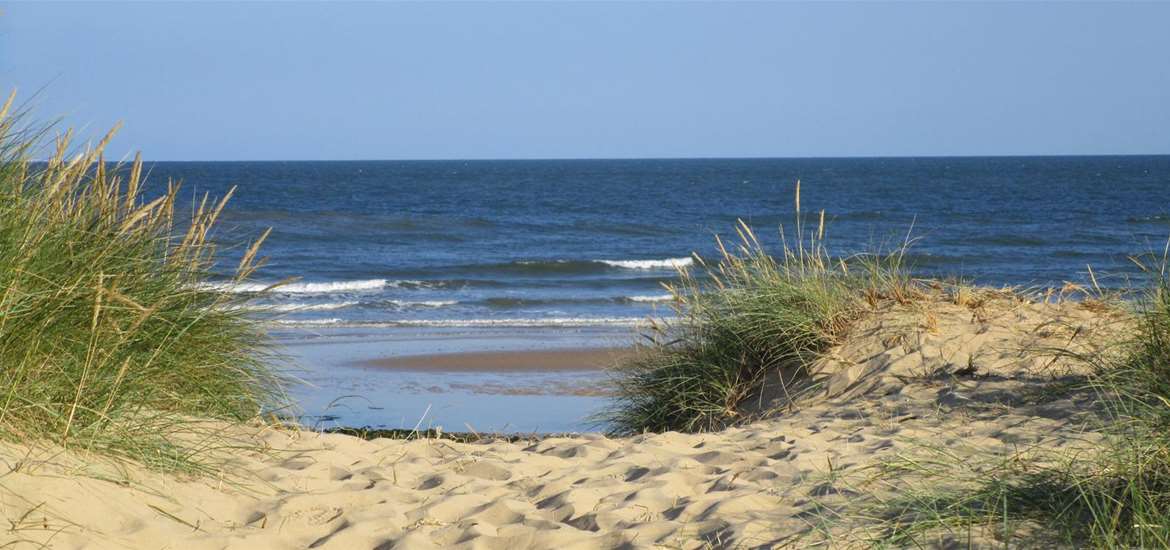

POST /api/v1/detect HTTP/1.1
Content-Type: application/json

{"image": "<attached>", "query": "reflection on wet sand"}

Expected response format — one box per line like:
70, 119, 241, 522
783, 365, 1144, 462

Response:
357, 347, 634, 372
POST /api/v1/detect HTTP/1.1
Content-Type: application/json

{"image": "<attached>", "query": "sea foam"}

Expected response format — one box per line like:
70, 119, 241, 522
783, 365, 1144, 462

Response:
626, 294, 674, 302
201, 279, 388, 294
386, 299, 459, 308
598, 257, 693, 270
267, 301, 360, 312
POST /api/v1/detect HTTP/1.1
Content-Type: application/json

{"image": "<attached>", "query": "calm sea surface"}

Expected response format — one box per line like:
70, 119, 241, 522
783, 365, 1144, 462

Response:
149, 156, 1170, 328
141, 156, 1170, 431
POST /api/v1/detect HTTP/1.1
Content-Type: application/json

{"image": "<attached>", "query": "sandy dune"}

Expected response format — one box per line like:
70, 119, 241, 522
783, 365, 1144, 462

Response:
0, 290, 1130, 548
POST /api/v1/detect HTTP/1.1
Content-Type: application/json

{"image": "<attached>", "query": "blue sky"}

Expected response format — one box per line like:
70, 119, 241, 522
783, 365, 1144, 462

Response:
2, 2, 1168, 160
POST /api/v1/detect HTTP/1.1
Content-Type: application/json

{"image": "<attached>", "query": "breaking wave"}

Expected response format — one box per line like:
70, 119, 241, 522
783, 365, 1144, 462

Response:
597, 258, 693, 270
266, 301, 360, 312
625, 294, 674, 302
201, 279, 388, 294
384, 299, 459, 308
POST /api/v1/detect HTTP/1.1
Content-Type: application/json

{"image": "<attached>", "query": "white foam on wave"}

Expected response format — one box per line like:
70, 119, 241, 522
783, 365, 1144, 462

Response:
386, 299, 459, 308
626, 294, 674, 302
272, 317, 646, 328
267, 301, 360, 312
275, 318, 345, 326
598, 257, 693, 270
254, 299, 455, 313
200, 279, 388, 294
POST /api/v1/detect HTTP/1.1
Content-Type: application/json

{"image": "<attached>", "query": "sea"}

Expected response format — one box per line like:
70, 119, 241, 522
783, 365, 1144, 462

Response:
146, 156, 1170, 431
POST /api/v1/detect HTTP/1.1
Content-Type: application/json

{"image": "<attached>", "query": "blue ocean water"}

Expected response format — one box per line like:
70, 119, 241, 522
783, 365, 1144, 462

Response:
149, 156, 1170, 328
138, 156, 1170, 431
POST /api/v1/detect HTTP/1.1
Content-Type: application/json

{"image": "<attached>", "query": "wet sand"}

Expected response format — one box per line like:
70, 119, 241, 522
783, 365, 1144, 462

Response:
357, 346, 634, 373
281, 327, 630, 431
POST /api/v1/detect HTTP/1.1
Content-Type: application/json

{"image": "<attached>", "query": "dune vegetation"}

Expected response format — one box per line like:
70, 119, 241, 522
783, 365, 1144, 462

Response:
601, 183, 914, 434
0, 95, 286, 470
873, 261, 1170, 548
601, 181, 1170, 547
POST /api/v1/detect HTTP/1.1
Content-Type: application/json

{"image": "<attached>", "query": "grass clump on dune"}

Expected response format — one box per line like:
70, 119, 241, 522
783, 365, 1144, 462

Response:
0, 96, 286, 469
874, 255, 1170, 548
1050, 253, 1170, 547
602, 183, 912, 434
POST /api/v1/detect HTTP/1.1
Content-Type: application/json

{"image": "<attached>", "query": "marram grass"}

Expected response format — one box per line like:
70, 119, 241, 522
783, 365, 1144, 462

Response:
869, 251, 1170, 549
0, 95, 287, 469
601, 183, 913, 435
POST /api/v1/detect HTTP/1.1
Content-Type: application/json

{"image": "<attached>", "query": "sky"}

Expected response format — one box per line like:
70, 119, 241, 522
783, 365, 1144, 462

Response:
1, 2, 1168, 161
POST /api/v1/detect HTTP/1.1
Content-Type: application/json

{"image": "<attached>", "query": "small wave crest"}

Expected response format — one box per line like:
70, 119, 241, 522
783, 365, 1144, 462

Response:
625, 294, 674, 303
202, 279, 388, 294
598, 257, 693, 270
444, 257, 694, 276
267, 301, 360, 312
479, 295, 674, 308
1128, 214, 1170, 224
262, 298, 457, 313
385, 299, 459, 308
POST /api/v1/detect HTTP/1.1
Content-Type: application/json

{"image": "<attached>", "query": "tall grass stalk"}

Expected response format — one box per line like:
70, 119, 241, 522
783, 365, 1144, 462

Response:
601, 182, 911, 434
0, 95, 287, 469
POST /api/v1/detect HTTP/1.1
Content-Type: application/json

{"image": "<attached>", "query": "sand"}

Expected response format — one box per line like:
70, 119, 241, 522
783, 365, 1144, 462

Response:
0, 290, 1132, 548
359, 347, 634, 373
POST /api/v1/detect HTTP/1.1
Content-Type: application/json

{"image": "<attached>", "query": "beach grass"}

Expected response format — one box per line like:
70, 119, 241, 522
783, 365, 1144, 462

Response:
869, 252, 1170, 548
0, 95, 287, 470
601, 183, 913, 434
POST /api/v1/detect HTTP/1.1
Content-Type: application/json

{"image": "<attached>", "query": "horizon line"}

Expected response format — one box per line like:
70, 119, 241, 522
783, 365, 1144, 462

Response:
125, 152, 1170, 163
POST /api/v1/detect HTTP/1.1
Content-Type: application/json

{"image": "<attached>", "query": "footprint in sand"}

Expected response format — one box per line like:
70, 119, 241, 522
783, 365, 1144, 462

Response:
459, 460, 512, 481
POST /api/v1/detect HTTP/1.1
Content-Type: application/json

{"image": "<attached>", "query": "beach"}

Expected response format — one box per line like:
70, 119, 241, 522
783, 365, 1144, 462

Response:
2, 147, 1164, 547
5, 3, 1170, 545
2, 289, 1131, 548
280, 326, 632, 432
